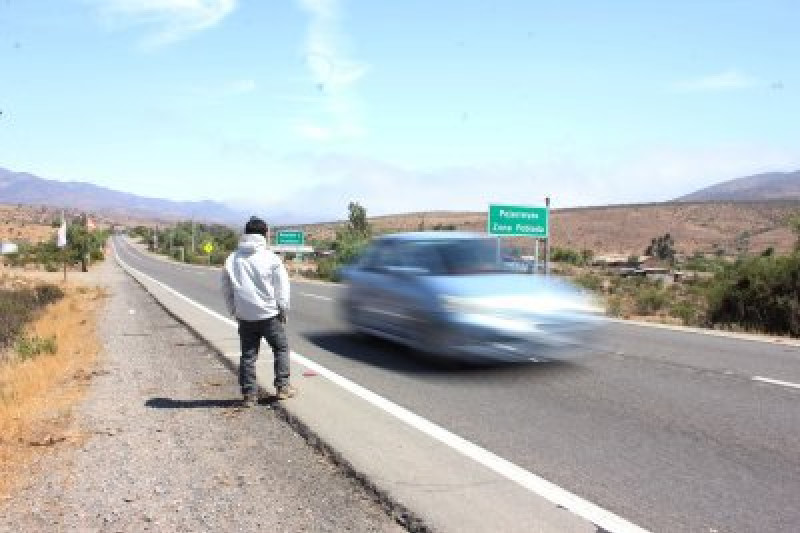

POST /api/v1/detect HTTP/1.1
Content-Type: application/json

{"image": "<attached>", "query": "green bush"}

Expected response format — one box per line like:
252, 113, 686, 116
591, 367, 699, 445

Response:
552, 247, 583, 265
706, 254, 800, 336
634, 286, 668, 315
316, 257, 341, 282
0, 284, 64, 350
574, 272, 602, 291
15, 335, 57, 360
670, 300, 697, 325
607, 295, 623, 317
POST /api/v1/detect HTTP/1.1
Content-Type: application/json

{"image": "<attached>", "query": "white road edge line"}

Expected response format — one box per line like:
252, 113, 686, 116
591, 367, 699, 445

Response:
112, 239, 650, 533
605, 317, 800, 347
300, 292, 334, 301
752, 376, 800, 390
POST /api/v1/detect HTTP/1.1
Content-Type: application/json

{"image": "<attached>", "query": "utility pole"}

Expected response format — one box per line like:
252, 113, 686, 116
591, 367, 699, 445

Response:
81, 213, 89, 272
544, 196, 551, 276
191, 218, 196, 254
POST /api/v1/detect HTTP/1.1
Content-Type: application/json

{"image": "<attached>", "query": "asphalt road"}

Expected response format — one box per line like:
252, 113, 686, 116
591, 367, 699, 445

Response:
115, 237, 800, 533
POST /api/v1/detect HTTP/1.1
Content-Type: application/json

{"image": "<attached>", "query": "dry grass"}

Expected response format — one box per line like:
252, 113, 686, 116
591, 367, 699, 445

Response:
0, 222, 54, 245
0, 281, 106, 499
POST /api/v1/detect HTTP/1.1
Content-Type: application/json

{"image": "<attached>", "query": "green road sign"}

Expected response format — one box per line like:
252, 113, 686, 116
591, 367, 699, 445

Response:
488, 204, 549, 238
202, 241, 214, 254
276, 230, 304, 245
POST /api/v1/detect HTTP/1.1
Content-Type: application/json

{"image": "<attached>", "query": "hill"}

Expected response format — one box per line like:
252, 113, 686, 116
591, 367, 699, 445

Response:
676, 170, 800, 202
291, 202, 800, 256
0, 167, 246, 224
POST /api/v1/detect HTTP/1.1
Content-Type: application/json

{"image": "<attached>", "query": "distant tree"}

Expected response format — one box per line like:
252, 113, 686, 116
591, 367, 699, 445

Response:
761, 247, 775, 257
347, 202, 369, 237
734, 231, 751, 256
645, 233, 676, 262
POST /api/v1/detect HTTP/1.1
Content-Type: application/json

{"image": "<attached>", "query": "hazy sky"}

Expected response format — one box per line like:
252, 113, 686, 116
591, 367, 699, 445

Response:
1, 1, 798, 221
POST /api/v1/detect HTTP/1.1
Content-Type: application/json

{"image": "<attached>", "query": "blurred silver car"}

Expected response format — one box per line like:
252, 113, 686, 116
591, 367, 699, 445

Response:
339, 232, 606, 363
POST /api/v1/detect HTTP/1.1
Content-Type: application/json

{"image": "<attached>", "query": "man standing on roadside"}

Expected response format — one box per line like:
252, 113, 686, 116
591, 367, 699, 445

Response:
221, 217, 296, 407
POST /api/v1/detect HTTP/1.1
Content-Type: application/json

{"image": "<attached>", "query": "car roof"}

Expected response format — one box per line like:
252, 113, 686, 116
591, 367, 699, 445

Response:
375, 231, 495, 241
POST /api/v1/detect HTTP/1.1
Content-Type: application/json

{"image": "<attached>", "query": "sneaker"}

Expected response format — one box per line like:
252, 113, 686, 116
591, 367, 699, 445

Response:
242, 394, 258, 408
275, 385, 297, 400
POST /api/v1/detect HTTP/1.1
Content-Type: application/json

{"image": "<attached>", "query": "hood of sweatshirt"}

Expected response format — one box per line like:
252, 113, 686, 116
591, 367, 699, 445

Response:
237, 234, 267, 255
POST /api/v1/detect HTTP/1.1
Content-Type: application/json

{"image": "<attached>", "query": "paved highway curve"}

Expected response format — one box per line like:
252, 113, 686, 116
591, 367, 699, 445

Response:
115, 237, 800, 533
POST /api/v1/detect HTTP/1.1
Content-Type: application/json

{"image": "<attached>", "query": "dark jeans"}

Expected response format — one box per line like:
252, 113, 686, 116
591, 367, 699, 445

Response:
238, 317, 290, 395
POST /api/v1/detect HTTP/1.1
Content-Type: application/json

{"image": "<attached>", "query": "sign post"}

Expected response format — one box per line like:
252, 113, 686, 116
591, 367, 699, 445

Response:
488, 203, 550, 275
202, 241, 214, 265
544, 197, 551, 275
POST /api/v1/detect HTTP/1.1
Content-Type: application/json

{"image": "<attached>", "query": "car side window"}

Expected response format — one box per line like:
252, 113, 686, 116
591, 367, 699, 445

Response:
402, 242, 444, 274
378, 241, 404, 268
362, 241, 400, 270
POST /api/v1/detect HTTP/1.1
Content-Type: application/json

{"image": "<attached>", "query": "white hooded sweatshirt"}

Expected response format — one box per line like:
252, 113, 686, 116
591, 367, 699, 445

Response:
221, 234, 290, 321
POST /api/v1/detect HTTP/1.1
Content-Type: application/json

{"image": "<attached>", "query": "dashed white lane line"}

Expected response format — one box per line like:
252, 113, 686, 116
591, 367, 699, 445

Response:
752, 376, 800, 390
112, 239, 649, 533
300, 292, 334, 301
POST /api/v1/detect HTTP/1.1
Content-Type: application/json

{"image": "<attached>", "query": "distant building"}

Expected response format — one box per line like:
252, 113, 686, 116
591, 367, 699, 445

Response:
0, 242, 19, 255
592, 254, 648, 267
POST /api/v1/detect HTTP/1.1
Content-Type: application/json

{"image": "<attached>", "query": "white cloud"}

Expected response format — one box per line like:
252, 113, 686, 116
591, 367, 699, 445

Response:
671, 69, 759, 93
93, 0, 236, 48
294, 0, 368, 141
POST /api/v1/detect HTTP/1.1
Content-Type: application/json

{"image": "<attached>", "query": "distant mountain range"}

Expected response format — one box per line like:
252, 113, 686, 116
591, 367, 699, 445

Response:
2, 166, 799, 227
675, 170, 800, 202
0, 167, 247, 224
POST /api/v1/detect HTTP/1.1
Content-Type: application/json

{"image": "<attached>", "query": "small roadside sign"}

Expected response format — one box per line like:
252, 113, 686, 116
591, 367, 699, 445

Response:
488, 204, 549, 238
202, 241, 214, 254
276, 230, 304, 246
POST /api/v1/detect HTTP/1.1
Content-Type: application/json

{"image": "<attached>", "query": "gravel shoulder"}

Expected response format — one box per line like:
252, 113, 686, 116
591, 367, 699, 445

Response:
0, 260, 403, 532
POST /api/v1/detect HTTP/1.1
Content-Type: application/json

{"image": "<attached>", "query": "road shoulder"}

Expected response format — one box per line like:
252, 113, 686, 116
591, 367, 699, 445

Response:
0, 259, 402, 532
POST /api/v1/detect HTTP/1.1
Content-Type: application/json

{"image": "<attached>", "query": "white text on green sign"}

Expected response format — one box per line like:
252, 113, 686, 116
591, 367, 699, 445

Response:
276, 231, 304, 245
488, 205, 549, 238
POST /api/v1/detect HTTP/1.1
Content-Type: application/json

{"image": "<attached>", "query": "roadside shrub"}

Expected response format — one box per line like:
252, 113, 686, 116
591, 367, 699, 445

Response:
670, 300, 697, 325
210, 249, 228, 266
35, 284, 65, 305
551, 247, 593, 266
15, 335, 58, 360
316, 257, 341, 282
706, 254, 800, 336
574, 272, 602, 291
607, 295, 623, 317
0, 284, 64, 350
634, 286, 668, 315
